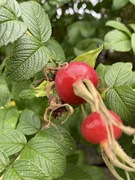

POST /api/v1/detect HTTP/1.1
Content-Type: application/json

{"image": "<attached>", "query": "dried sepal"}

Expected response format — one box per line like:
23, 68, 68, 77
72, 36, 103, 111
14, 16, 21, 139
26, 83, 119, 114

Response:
73, 78, 135, 179
101, 140, 135, 172
73, 79, 135, 135
101, 150, 124, 180
44, 96, 74, 127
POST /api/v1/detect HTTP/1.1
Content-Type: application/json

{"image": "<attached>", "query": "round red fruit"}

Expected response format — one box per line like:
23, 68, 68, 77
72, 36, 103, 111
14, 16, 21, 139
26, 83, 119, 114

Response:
81, 110, 122, 144
55, 62, 98, 104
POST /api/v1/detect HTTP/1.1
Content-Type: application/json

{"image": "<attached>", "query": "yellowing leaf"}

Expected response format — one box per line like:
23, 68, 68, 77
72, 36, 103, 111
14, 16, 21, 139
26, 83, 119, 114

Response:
73, 44, 103, 68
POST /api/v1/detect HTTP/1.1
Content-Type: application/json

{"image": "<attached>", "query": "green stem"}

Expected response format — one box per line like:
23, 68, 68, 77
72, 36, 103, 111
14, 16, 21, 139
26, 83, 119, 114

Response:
80, 104, 87, 118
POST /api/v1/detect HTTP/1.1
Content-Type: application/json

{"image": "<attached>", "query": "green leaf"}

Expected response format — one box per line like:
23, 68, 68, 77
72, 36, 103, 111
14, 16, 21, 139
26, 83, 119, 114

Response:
0, 0, 7, 6
20, 1, 51, 43
0, 108, 19, 129
74, 38, 103, 56
104, 30, 131, 52
112, 0, 128, 9
19, 80, 50, 99
37, 125, 76, 156
45, 38, 65, 64
0, 149, 9, 174
96, 64, 110, 80
33, 80, 49, 97
0, 0, 21, 20
0, 78, 11, 107
19, 89, 36, 100
0, 129, 27, 156
104, 62, 135, 87
17, 109, 41, 135
67, 21, 96, 45
129, 0, 135, 5
119, 134, 135, 157
106, 20, 131, 37
73, 45, 103, 68
129, 23, 135, 32
0, 0, 27, 47
130, 172, 135, 180
83, 165, 104, 180
20, 136, 66, 179
49, 0, 71, 6
131, 33, 135, 54
3, 160, 49, 180
106, 86, 135, 126
56, 163, 92, 180
12, 80, 31, 101
12, 80, 32, 109
5, 34, 50, 81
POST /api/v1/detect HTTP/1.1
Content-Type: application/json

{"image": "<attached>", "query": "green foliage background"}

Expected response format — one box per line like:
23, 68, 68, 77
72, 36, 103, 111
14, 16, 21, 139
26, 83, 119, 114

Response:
1, 0, 135, 179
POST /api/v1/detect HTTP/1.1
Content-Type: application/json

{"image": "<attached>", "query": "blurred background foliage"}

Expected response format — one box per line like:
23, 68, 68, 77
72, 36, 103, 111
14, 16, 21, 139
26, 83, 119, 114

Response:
40, 0, 135, 65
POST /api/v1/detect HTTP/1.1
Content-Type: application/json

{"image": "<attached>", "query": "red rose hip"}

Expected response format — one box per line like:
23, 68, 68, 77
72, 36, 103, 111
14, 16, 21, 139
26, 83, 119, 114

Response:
81, 110, 123, 144
55, 62, 98, 105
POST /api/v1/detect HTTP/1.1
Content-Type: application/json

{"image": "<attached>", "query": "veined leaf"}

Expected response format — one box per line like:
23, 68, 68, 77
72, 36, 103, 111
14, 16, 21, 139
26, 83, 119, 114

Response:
0, 78, 11, 107
19, 89, 36, 100
96, 63, 110, 80
37, 125, 76, 156
0, 108, 19, 129
3, 160, 49, 180
104, 62, 135, 87
20, 1, 51, 43
0, 129, 27, 156
0, 0, 21, 22
0, 0, 27, 47
20, 136, 66, 179
131, 33, 135, 54
17, 109, 41, 135
73, 45, 103, 68
106, 20, 131, 37
45, 38, 65, 64
104, 30, 131, 52
19, 80, 49, 99
12, 80, 31, 100
0, 149, 9, 174
56, 163, 92, 180
106, 86, 135, 126
112, 0, 128, 9
5, 34, 50, 81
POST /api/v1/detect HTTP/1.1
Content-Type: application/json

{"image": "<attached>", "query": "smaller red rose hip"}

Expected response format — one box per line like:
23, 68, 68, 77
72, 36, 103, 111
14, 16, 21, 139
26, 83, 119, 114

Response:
81, 110, 123, 144
55, 62, 98, 105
